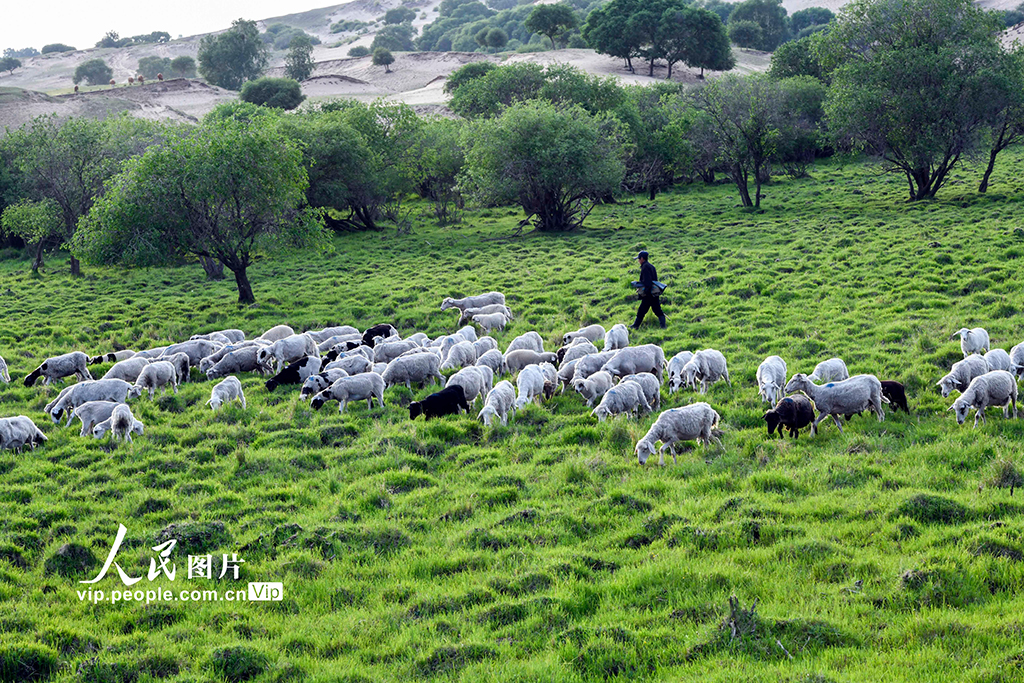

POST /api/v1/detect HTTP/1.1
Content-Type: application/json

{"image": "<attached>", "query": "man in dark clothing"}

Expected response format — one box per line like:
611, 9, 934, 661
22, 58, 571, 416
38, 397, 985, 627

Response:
631, 250, 666, 329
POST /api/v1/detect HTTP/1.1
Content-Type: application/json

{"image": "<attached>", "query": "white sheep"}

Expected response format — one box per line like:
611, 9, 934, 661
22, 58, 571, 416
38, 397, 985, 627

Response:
299, 369, 349, 398
0, 416, 47, 451
572, 370, 614, 407
161, 339, 222, 367
24, 351, 92, 387
538, 362, 559, 398
192, 328, 246, 343
310, 373, 386, 413
635, 403, 722, 465
440, 341, 478, 372
382, 354, 445, 389
92, 404, 144, 443
1012, 342, 1024, 379
456, 325, 478, 343
134, 346, 169, 361
756, 356, 787, 407
458, 304, 513, 325
563, 324, 606, 346
473, 337, 498, 357
374, 340, 421, 364
316, 334, 362, 353
513, 365, 546, 410
208, 377, 246, 410
505, 331, 545, 355
325, 354, 373, 376
572, 351, 619, 382
305, 326, 359, 343
681, 349, 730, 394
560, 340, 599, 366
440, 292, 506, 312
937, 354, 989, 398
557, 359, 580, 394
407, 332, 431, 345
259, 324, 296, 342
163, 352, 191, 384
603, 324, 629, 351
984, 348, 1013, 373
949, 370, 1017, 428
602, 344, 666, 380
478, 380, 516, 426
667, 351, 694, 393
206, 347, 271, 379
504, 349, 558, 373
618, 372, 662, 412
472, 312, 509, 334
102, 356, 151, 383
71, 401, 119, 437
199, 341, 268, 373
590, 381, 651, 422
373, 362, 387, 374
952, 327, 990, 358
475, 349, 505, 375
807, 358, 849, 383
45, 379, 132, 425
784, 373, 887, 436
446, 366, 493, 406
129, 361, 178, 399
88, 350, 137, 365
257, 334, 318, 373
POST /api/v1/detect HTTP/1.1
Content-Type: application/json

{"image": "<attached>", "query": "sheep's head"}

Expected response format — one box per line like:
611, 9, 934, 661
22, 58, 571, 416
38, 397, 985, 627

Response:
440, 298, 456, 311
256, 348, 272, 365
310, 393, 328, 411
91, 421, 110, 439
479, 405, 495, 426
207, 396, 222, 411
681, 361, 699, 386
784, 373, 811, 395
760, 379, 779, 404
409, 401, 423, 420
937, 375, 955, 398
635, 438, 658, 465
952, 328, 970, 340
131, 420, 145, 435
591, 405, 609, 422
949, 399, 970, 425
127, 385, 144, 401
764, 410, 781, 437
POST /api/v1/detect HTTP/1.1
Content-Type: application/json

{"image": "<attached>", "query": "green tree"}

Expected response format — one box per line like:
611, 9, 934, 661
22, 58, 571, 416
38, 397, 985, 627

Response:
448, 62, 546, 117
198, 18, 268, 90
385, 7, 418, 24
525, 4, 579, 49
790, 7, 834, 32
728, 20, 763, 49
443, 61, 497, 94
348, 46, 371, 57
41, 44, 76, 54
95, 30, 131, 48
583, 0, 644, 73
240, 77, 306, 110
728, 0, 789, 51
411, 118, 467, 224
978, 47, 1024, 192
697, 0, 736, 24
75, 118, 326, 304
285, 34, 316, 81
0, 57, 20, 74
461, 99, 625, 231
169, 55, 197, 78
137, 56, 171, 80
0, 199, 62, 271
819, 0, 1006, 200
73, 58, 113, 86
371, 24, 416, 52
768, 35, 822, 79
372, 48, 395, 72
661, 5, 734, 79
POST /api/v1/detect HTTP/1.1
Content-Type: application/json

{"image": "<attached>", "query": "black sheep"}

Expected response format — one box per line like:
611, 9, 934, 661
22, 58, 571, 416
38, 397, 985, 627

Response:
409, 385, 469, 420
266, 356, 320, 392
764, 394, 815, 439
362, 324, 398, 348
880, 380, 908, 413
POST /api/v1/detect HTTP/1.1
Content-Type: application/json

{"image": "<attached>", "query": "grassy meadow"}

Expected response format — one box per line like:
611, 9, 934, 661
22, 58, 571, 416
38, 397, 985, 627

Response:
1, 152, 1024, 682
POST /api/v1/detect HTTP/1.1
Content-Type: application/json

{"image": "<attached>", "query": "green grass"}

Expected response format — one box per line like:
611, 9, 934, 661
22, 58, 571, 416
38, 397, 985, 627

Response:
2, 152, 1024, 681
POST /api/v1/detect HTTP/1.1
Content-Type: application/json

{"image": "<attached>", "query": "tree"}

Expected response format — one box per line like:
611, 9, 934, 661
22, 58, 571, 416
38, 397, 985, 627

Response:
198, 18, 268, 90
240, 77, 306, 110
348, 46, 371, 57
41, 44, 76, 54
137, 56, 171, 81
95, 31, 131, 48
73, 59, 113, 86
525, 4, 579, 50
448, 62, 547, 117
169, 56, 197, 78
624, 0, 684, 77
978, 47, 1024, 192
372, 48, 395, 72
385, 7, 417, 24
0, 57, 20, 75
1, 199, 63, 271
371, 24, 416, 52
728, 0, 789, 51
728, 20, 764, 49
443, 61, 497, 94
790, 7, 834, 32
462, 100, 624, 231
3, 47, 38, 58
819, 0, 1007, 200
583, 0, 644, 73
411, 118, 467, 224
661, 6, 734, 79
75, 118, 326, 305
768, 35, 822, 79
697, 0, 737, 24
285, 34, 316, 81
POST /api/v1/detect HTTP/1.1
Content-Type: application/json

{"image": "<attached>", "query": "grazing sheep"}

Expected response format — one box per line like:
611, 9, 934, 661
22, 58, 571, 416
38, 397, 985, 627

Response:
667, 351, 695, 393
504, 349, 558, 373
681, 349, 731, 395
602, 344, 666, 381
46, 379, 133, 425
399, 346, 442, 360
0, 357, 8, 383
1011, 342, 1024, 378
456, 326, 478, 343
447, 366, 493, 406
475, 349, 505, 375
336, 345, 376, 364
984, 348, 1013, 373
192, 329, 246, 343
756, 356, 787, 407
257, 334, 318, 373
557, 359, 580, 394
505, 331, 545, 355
259, 324, 295, 342
764, 394, 815, 439
316, 334, 362, 353
458, 304, 513, 325
937, 354, 989, 398
265, 355, 322, 392
881, 380, 909, 413
199, 341, 268, 373
24, 351, 92, 387
374, 340, 420, 364
361, 324, 398, 348
572, 370, 614, 407
478, 380, 517, 426
538, 362, 559, 399
411, 385, 470, 420
784, 373, 887, 436
129, 361, 178, 399
635, 403, 721, 465
807, 358, 849, 384
440, 292, 506, 312
161, 339, 222, 367
299, 369, 349, 399
310, 373, 386, 413
619, 372, 662, 411
603, 324, 629, 351
71, 401, 119, 437
92, 405, 144, 443
208, 377, 246, 410
325, 354, 373, 376
134, 346, 169, 361
949, 370, 1017, 428
381, 354, 445, 389
472, 312, 509, 334
373, 362, 387, 374
372, 333, 402, 348
952, 327, 990, 358
0, 416, 47, 451
305, 326, 359, 343
206, 347, 271, 380
559, 339, 599, 366
440, 341, 478, 372
102, 356, 151, 383
407, 332, 431, 345
162, 352, 191, 385
473, 337, 498, 357
88, 350, 136, 365
563, 324, 606, 346
572, 351, 619, 382
513, 365, 547, 410
591, 382, 651, 422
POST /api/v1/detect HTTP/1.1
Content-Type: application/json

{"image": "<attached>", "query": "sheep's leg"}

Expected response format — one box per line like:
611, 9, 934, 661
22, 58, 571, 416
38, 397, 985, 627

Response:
831, 414, 845, 433
973, 408, 984, 428
339, 400, 347, 414
809, 412, 829, 437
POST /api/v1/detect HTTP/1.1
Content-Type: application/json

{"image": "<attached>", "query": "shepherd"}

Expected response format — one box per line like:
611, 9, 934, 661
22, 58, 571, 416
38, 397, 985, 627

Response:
630, 250, 666, 329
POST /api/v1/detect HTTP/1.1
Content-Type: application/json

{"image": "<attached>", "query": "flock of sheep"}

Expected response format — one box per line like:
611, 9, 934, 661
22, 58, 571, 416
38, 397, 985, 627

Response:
0, 291, 1021, 464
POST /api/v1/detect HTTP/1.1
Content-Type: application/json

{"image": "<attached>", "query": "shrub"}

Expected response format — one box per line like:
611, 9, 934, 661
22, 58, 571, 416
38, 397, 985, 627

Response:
240, 77, 306, 110
73, 58, 113, 86
348, 45, 371, 57
41, 43, 76, 54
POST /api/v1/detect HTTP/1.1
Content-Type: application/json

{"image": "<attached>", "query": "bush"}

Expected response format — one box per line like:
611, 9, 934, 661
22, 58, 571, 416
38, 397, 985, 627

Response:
443, 61, 497, 94
137, 56, 172, 80
73, 58, 113, 86
372, 48, 395, 72
348, 45, 371, 57
385, 7, 417, 23
240, 77, 306, 110
41, 43, 76, 54
169, 55, 197, 78
728, 20, 763, 49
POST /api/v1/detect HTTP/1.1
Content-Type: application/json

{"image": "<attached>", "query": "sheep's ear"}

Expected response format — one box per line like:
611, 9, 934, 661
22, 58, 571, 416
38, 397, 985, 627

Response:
947, 404, 955, 411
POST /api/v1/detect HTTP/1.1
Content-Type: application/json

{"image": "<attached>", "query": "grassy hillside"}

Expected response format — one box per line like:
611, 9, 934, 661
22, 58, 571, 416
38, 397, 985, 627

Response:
1, 152, 1024, 682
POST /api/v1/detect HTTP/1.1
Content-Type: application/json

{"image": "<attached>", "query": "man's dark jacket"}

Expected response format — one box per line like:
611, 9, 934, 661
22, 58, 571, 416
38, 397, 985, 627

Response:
640, 261, 658, 296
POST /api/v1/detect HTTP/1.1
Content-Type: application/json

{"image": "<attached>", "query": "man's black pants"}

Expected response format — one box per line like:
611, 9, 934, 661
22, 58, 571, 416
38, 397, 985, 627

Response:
633, 294, 663, 327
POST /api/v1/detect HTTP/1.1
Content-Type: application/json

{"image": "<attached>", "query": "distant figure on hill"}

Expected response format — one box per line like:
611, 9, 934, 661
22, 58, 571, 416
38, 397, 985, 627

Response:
630, 250, 666, 330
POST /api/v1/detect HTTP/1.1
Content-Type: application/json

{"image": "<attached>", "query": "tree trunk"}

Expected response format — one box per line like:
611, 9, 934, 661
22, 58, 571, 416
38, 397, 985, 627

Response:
231, 266, 256, 305
733, 165, 752, 207
666, 61, 673, 80
200, 256, 225, 280
31, 241, 45, 272
978, 148, 998, 193
754, 175, 762, 209
69, 255, 81, 277
649, 185, 657, 201
648, 59, 656, 77
549, 35, 556, 50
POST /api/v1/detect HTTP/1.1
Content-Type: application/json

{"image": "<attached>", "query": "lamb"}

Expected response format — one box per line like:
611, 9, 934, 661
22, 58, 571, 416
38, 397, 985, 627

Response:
456, 326, 478, 343
208, 376, 246, 410
601, 344, 666, 381
1012, 342, 1024, 378
590, 381, 651, 422
473, 337, 498, 357
440, 292, 506, 312
563, 324, 605, 346
24, 351, 92, 387
458, 304, 513, 326
478, 380, 516, 426
374, 340, 420, 364
45, 379, 133, 424
411, 385, 470, 420
257, 334, 318, 373
952, 327, 990, 358
192, 329, 246, 343
440, 341, 478, 372
161, 339, 222, 367
206, 347, 271, 380
572, 370, 614, 407
984, 348, 1013, 373
635, 403, 721, 465
361, 324, 398, 348
317, 334, 362, 353
681, 349, 731, 394
472, 312, 509, 334
88, 350, 136, 365
572, 351, 619, 382
513, 365, 547, 410
559, 340, 599, 367
937, 354, 988, 398
102, 356, 151, 383
603, 324, 629, 351
618, 372, 662, 412
784, 373, 887, 436
475, 349, 505, 375
756, 355, 787, 407
505, 331, 545, 355
310, 373, 386, 413
92, 404, 144, 443
265, 355, 322, 392
880, 380, 909, 413
667, 351, 695, 393
807, 358, 849, 384
381, 353, 445, 389
305, 326, 359, 343
0, 416, 47, 451
504, 349, 558, 373
71, 401, 119, 437
325, 354, 373, 376
763, 394, 815, 439
259, 324, 296, 343
447, 366, 493, 405
299, 369, 349, 399
129, 361, 179, 399
949, 370, 1017, 428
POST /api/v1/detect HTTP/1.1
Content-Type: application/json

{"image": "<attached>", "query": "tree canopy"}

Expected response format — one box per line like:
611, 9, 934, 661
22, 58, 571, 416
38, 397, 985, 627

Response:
198, 18, 268, 90
73, 59, 113, 86
170, 56, 197, 78
525, 4, 580, 49
728, 0, 789, 51
0, 57, 20, 75
240, 77, 306, 110
285, 34, 316, 81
